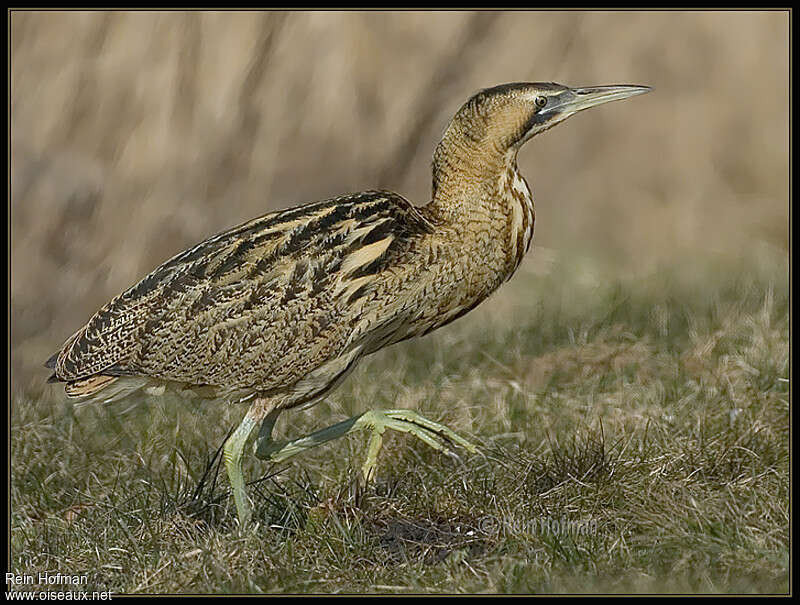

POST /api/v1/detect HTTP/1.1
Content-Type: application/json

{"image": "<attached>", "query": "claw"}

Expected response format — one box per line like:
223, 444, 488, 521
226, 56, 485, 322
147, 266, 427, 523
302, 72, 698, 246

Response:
239, 407, 477, 525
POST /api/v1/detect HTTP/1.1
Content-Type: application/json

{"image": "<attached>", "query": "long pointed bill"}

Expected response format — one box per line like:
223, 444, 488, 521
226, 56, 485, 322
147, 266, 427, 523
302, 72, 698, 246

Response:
562, 84, 652, 114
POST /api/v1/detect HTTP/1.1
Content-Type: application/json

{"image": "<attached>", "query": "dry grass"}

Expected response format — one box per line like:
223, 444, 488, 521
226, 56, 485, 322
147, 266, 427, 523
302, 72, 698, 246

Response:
10, 10, 788, 383
10, 254, 789, 594
9, 10, 789, 595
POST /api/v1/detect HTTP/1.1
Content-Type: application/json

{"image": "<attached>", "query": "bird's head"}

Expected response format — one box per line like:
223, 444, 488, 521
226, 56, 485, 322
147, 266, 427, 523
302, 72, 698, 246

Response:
432, 82, 650, 195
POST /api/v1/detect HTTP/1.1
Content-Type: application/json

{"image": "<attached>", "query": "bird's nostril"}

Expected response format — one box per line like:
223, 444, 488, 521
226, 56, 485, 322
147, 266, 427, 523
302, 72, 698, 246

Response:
45, 80, 649, 529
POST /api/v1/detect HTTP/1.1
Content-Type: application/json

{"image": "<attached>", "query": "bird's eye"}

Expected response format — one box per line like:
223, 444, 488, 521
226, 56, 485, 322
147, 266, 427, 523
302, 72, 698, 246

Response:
535, 96, 548, 108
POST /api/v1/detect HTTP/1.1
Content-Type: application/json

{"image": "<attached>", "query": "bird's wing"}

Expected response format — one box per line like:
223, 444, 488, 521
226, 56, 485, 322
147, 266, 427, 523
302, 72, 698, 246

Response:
48, 191, 433, 391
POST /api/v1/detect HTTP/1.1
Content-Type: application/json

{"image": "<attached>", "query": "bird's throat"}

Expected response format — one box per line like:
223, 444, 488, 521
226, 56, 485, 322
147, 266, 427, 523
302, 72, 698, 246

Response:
426, 147, 535, 279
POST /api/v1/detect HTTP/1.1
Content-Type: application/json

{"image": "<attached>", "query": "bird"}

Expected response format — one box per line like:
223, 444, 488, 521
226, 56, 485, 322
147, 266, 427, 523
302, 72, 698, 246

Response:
46, 81, 650, 527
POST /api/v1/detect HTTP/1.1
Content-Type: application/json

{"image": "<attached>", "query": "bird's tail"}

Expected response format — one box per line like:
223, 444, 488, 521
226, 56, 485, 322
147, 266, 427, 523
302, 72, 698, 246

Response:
64, 375, 119, 398
67, 376, 152, 407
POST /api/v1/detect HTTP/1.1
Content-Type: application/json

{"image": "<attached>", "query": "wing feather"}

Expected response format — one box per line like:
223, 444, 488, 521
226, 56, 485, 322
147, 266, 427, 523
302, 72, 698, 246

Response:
48, 191, 432, 397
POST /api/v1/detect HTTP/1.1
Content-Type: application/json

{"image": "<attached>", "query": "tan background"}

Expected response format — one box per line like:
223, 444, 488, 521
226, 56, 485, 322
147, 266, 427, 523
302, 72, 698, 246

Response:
10, 11, 789, 388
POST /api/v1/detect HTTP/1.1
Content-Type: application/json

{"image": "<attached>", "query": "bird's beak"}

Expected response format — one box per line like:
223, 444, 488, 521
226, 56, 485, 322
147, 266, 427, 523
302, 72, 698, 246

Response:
555, 85, 652, 116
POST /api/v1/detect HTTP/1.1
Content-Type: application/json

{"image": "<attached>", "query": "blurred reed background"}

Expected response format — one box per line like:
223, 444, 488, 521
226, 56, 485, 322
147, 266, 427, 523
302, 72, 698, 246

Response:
10, 10, 789, 391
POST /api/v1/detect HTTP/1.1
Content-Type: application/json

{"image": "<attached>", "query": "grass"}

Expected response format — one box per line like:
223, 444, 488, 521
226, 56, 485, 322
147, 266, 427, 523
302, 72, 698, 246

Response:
9, 253, 789, 594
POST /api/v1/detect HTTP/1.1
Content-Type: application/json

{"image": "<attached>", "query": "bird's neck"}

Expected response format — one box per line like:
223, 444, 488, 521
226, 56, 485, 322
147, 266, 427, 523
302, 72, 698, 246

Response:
425, 139, 535, 275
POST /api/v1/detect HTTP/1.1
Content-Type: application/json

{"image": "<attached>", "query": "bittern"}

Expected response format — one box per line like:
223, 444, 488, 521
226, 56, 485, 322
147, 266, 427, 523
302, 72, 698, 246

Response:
46, 82, 650, 527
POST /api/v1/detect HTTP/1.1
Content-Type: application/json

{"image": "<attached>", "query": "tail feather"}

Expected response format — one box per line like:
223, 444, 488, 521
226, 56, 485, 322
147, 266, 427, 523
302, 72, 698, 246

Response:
64, 375, 119, 398
64, 375, 150, 405
45, 328, 84, 371
44, 352, 59, 369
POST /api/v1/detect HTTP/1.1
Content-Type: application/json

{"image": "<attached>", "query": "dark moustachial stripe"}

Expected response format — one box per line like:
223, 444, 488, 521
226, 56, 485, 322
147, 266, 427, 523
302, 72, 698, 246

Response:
40, 82, 650, 535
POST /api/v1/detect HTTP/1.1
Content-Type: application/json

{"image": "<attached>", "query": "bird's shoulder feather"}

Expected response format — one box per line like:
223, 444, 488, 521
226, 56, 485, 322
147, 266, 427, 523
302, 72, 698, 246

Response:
48, 190, 432, 384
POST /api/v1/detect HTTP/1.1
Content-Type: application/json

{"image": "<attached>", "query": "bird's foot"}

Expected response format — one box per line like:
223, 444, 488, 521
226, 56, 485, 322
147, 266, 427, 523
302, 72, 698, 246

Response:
253, 408, 477, 483
357, 409, 478, 482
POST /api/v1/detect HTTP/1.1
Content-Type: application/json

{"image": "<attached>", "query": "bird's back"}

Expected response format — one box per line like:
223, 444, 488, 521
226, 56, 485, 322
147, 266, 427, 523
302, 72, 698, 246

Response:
47, 190, 435, 405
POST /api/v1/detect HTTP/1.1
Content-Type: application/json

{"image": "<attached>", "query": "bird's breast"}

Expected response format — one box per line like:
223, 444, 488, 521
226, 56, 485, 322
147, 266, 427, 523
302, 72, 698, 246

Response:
499, 166, 536, 276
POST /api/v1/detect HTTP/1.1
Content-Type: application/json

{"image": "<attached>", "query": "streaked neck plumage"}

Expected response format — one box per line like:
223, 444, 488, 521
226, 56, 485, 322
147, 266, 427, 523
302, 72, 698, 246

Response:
424, 97, 536, 278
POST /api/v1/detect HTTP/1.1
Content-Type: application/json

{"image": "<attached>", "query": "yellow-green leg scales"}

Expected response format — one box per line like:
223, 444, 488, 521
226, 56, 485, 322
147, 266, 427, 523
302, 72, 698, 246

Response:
223, 400, 477, 527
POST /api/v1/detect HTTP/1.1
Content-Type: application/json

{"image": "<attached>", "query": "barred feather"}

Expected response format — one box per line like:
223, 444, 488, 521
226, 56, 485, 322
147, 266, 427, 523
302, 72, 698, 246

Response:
48, 191, 451, 405
46, 83, 570, 410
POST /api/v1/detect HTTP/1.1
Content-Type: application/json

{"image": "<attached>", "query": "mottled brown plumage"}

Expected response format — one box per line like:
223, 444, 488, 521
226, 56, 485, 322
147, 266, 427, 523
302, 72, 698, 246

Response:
49, 192, 434, 401
46, 82, 650, 526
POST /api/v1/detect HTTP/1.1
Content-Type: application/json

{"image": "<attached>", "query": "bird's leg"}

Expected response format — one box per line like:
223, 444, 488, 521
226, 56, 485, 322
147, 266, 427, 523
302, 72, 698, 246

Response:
252, 409, 477, 482
253, 407, 284, 459
223, 398, 277, 528
358, 410, 478, 482
223, 414, 258, 528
